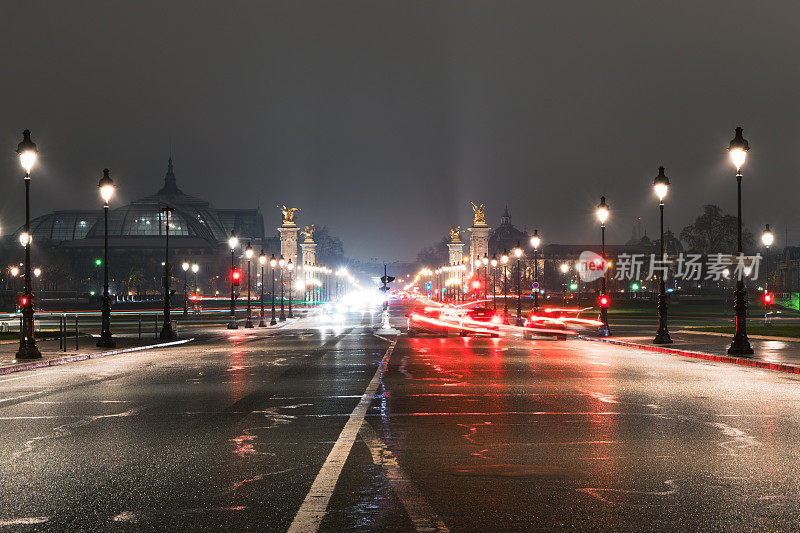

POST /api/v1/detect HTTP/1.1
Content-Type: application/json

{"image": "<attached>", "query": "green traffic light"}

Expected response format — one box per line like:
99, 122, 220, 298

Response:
569, 283, 578, 290
631, 283, 639, 291
94, 258, 102, 266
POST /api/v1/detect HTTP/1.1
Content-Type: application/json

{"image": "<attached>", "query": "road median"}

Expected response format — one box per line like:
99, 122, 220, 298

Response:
0, 337, 194, 376
578, 335, 800, 375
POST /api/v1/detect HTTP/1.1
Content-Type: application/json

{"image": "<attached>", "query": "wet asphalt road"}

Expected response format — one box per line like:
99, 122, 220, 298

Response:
2, 308, 800, 531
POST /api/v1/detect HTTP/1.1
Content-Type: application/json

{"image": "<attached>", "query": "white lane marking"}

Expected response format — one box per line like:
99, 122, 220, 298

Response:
0, 517, 50, 526
359, 422, 449, 532
0, 374, 44, 383
287, 340, 396, 533
578, 479, 679, 505
0, 391, 52, 404
708, 422, 760, 456
112, 507, 247, 522
13, 407, 143, 459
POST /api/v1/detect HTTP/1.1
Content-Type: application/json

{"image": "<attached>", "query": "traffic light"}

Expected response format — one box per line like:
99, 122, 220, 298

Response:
231, 269, 242, 286
763, 291, 773, 305
94, 258, 102, 266
20, 296, 28, 307
598, 294, 610, 308
380, 275, 396, 284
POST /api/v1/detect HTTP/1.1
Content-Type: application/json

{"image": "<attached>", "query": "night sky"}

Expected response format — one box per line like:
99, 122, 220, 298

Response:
2, 1, 799, 260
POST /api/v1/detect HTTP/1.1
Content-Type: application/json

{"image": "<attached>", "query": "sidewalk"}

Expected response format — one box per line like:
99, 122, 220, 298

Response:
581, 324, 800, 374
0, 333, 194, 375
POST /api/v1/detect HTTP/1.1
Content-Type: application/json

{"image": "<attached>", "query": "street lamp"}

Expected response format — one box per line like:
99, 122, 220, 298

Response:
97, 169, 116, 348
288, 259, 294, 318
258, 251, 267, 327
513, 244, 524, 324
530, 229, 541, 313
560, 263, 569, 303
490, 254, 498, 312
191, 263, 199, 314
270, 254, 277, 325
762, 224, 774, 326
501, 251, 509, 322
15, 130, 41, 359
191, 262, 199, 289
596, 197, 610, 337
727, 127, 754, 355
279, 255, 286, 321
159, 206, 176, 340
653, 166, 672, 344
244, 242, 254, 328
227, 232, 239, 329
482, 254, 489, 301
182, 261, 190, 317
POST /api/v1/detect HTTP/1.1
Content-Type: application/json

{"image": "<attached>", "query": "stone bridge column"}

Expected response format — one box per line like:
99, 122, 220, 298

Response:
468, 225, 490, 275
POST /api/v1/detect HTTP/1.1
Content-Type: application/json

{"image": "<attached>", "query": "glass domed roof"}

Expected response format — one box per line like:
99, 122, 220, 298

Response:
85, 158, 229, 242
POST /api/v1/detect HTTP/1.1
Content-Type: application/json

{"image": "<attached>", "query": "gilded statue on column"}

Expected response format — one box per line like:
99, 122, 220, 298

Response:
449, 226, 461, 243
278, 205, 300, 226
301, 225, 315, 243
470, 202, 486, 226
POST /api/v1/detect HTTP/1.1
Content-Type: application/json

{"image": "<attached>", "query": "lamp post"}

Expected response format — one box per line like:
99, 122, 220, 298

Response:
490, 255, 498, 312
596, 197, 610, 337
727, 127, 754, 355
560, 263, 569, 304
159, 206, 176, 340
191, 263, 199, 314
227, 232, 239, 329
762, 224, 774, 326
462, 258, 469, 303
501, 251, 509, 322
258, 251, 267, 327
270, 255, 278, 325
653, 166, 673, 344
97, 169, 116, 348
513, 244, 523, 324
9, 266, 19, 301
182, 261, 190, 317
530, 230, 541, 313
15, 130, 41, 359
482, 254, 489, 301
244, 242, 254, 328
279, 255, 286, 321
288, 259, 294, 318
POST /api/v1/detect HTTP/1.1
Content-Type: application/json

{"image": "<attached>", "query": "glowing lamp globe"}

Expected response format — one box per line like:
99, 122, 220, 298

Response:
17, 130, 37, 174
762, 224, 774, 247
653, 166, 670, 201
728, 126, 749, 170
98, 169, 115, 204
596, 197, 609, 224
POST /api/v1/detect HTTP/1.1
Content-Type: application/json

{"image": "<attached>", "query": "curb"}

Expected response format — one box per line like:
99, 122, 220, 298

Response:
578, 335, 800, 375
0, 338, 194, 376
675, 329, 800, 343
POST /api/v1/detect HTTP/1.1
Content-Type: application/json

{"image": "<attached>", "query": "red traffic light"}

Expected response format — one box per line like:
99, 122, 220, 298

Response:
598, 294, 610, 308
231, 269, 242, 286
763, 292, 773, 304
20, 296, 28, 307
